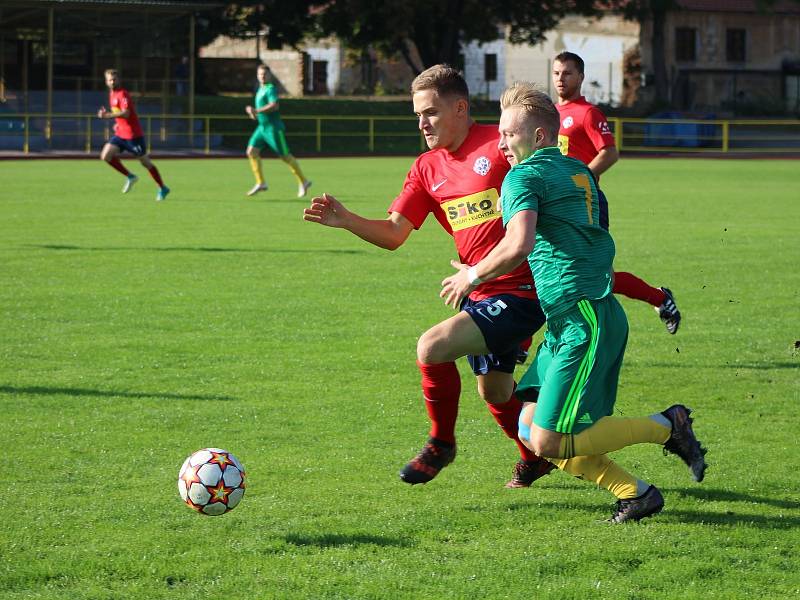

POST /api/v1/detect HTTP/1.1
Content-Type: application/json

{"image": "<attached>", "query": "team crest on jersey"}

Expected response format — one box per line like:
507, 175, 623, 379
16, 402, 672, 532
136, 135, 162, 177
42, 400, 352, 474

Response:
473, 156, 491, 176
441, 188, 500, 232
562, 116, 574, 129
598, 121, 611, 135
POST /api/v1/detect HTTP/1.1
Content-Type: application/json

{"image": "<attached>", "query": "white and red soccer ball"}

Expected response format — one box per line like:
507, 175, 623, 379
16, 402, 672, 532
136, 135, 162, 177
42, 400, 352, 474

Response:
178, 448, 246, 515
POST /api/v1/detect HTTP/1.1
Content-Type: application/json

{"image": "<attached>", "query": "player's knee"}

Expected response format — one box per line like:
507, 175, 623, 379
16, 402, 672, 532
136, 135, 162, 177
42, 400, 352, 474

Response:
416, 330, 446, 364
529, 432, 559, 459
479, 385, 510, 405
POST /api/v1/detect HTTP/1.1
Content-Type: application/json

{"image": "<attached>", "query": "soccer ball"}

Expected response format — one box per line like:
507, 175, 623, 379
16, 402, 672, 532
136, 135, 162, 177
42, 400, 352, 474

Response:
178, 448, 246, 516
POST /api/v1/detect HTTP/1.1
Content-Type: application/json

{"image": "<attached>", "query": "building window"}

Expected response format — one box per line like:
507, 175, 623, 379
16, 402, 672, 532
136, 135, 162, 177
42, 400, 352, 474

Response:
484, 53, 498, 82
675, 27, 696, 62
726, 28, 746, 62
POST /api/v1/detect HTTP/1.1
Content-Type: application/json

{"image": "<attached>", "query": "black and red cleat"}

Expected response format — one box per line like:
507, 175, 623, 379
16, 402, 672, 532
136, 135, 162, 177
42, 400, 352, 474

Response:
399, 437, 456, 485
505, 458, 557, 488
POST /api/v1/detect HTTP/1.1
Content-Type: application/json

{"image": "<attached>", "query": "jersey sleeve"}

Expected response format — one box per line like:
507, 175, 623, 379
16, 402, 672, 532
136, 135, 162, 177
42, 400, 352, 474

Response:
583, 106, 615, 152
501, 168, 543, 228
265, 85, 279, 104
388, 161, 437, 230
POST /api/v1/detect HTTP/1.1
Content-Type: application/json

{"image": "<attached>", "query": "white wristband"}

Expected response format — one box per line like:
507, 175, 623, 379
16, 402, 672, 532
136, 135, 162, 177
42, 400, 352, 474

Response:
467, 266, 482, 286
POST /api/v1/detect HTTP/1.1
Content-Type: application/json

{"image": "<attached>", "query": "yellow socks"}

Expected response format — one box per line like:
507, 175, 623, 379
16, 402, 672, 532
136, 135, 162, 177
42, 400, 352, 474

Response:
283, 155, 306, 185
248, 156, 264, 185
559, 415, 671, 459
552, 455, 646, 499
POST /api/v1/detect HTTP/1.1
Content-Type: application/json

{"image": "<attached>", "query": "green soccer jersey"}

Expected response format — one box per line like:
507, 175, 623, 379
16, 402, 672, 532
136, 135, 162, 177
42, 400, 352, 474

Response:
501, 146, 615, 319
255, 83, 284, 129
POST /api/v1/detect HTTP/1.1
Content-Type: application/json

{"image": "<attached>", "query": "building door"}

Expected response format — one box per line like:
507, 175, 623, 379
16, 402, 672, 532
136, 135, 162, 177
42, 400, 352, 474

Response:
312, 60, 328, 95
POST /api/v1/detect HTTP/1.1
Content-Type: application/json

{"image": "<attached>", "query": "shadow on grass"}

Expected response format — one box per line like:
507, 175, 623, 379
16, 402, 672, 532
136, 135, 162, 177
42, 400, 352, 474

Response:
667, 486, 800, 510
283, 533, 414, 549
0, 384, 234, 401
635, 361, 798, 370
504, 489, 800, 529
25, 244, 364, 255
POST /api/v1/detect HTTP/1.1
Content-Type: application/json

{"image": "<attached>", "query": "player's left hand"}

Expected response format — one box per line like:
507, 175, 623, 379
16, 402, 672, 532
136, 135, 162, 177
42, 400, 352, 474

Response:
440, 260, 474, 309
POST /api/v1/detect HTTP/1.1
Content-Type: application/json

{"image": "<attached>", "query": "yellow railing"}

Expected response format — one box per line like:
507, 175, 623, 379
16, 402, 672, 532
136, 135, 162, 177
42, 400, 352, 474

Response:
1, 113, 799, 155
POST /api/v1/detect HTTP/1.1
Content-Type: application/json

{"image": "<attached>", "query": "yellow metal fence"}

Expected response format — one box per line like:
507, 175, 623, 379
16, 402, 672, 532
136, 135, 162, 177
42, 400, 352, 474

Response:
1, 113, 799, 155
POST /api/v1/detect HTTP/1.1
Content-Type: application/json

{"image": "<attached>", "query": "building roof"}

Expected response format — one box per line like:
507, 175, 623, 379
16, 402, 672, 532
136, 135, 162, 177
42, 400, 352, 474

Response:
678, 0, 800, 13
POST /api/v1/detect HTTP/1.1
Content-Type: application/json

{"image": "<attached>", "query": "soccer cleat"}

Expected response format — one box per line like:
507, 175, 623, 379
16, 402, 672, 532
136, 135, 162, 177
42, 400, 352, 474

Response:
608, 485, 664, 524
156, 186, 170, 202
122, 174, 138, 194
399, 437, 456, 485
656, 287, 681, 334
505, 458, 557, 488
662, 404, 707, 482
247, 183, 268, 196
298, 180, 312, 198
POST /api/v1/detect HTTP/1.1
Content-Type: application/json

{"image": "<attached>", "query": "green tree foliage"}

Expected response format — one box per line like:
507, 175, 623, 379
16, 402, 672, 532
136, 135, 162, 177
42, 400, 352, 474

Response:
208, 1, 600, 74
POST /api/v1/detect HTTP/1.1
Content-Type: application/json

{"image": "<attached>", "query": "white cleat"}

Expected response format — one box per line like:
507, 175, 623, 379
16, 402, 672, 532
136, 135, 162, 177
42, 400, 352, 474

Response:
122, 174, 138, 194
156, 186, 170, 202
298, 180, 312, 198
247, 183, 268, 197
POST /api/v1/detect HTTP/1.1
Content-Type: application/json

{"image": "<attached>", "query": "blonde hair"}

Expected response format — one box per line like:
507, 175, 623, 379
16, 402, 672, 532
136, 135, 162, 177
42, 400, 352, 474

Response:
104, 69, 119, 77
411, 64, 469, 99
500, 82, 560, 141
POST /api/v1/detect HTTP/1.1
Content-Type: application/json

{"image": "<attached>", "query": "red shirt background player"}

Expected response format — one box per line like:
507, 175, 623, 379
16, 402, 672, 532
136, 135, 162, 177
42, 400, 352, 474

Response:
304, 65, 554, 489
556, 96, 616, 172
107, 87, 143, 140
553, 51, 681, 334
97, 69, 169, 201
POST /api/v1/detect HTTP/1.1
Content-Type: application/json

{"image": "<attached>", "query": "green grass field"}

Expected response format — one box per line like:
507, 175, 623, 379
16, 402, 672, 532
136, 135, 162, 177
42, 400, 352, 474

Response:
1, 156, 798, 599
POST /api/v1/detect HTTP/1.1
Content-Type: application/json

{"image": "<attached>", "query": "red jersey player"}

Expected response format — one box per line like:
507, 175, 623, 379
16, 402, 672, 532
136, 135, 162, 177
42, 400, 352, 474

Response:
97, 69, 170, 202
553, 52, 681, 334
303, 65, 554, 487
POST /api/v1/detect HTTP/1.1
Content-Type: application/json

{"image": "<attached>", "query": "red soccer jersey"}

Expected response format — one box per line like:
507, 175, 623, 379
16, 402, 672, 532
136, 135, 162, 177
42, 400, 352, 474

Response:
556, 96, 615, 167
389, 123, 536, 301
109, 88, 143, 139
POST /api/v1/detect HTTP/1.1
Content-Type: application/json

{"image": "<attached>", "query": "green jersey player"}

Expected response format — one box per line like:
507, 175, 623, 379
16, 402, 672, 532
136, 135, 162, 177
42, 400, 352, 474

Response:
245, 64, 311, 198
439, 82, 707, 523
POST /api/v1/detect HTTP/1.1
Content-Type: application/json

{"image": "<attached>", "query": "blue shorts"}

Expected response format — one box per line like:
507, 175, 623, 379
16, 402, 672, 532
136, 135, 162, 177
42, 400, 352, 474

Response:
461, 294, 546, 376
598, 188, 609, 231
109, 136, 147, 157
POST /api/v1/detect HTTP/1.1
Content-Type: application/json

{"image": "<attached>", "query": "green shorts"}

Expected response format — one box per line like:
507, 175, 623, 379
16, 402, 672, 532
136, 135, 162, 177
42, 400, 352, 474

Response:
247, 125, 291, 157
517, 295, 628, 434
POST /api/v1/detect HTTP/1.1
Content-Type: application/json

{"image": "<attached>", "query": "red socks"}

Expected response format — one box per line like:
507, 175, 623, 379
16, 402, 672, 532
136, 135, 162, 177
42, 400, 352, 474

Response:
108, 157, 130, 177
485, 393, 539, 462
613, 271, 666, 307
417, 360, 460, 445
147, 166, 165, 187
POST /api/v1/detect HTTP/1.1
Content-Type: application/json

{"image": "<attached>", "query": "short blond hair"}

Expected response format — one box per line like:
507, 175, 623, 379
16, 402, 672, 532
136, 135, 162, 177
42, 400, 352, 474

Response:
411, 64, 469, 100
500, 82, 560, 141
104, 69, 119, 77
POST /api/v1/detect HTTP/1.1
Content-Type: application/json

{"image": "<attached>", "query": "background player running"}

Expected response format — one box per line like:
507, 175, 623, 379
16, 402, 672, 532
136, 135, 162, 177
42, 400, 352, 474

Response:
552, 51, 681, 334
441, 82, 707, 523
97, 69, 169, 202
245, 64, 312, 198
304, 65, 553, 488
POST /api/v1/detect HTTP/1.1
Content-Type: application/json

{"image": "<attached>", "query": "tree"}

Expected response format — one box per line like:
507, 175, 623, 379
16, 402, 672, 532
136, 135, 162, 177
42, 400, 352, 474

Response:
611, 0, 680, 106
315, 0, 601, 75
208, 1, 601, 75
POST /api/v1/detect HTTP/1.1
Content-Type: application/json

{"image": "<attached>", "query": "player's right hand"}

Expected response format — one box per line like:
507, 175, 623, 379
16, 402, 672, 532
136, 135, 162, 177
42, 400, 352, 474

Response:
303, 193, 347, 228
97, 106, 107, 119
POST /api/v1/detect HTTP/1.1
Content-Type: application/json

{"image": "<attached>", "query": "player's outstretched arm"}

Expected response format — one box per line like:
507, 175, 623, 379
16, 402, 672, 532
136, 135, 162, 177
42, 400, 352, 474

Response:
303, 193, 413, 251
